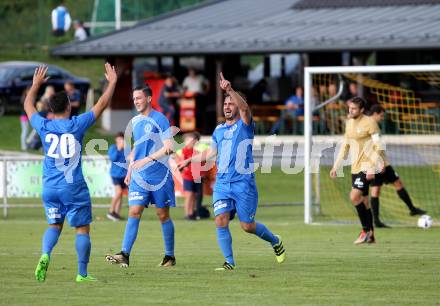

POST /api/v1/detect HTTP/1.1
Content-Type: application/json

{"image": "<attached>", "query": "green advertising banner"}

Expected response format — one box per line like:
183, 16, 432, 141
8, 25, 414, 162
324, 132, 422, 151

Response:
4, 159, 114, 198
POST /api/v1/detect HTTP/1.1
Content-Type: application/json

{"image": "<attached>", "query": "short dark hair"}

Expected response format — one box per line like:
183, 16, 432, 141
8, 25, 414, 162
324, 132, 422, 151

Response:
347, 96, 366, 109
183, 131, 201, 141
369, 104, 385, 115
49, 91, 69, 114
115, 131, 124, 138
133, 85, 152, 97
191, 131, 201, 141
64, 80, 74, 87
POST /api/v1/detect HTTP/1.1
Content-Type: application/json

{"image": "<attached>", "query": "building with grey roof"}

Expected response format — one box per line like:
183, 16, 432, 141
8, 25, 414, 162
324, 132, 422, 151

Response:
51, 0, 440, 133
52, 0, 440, 56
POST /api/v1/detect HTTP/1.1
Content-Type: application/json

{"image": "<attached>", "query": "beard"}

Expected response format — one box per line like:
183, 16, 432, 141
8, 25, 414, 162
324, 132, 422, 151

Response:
224, 111, 238, 121
348, 113, 360, 119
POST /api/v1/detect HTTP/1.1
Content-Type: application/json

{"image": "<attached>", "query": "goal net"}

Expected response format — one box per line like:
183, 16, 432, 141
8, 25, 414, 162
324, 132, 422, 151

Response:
304, 65, 440, 225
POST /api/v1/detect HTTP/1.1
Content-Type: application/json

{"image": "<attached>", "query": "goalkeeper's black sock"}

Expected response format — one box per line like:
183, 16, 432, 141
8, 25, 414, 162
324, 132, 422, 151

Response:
366, 208, 374, 231
370, 197, 380, 221
355, 202, 368, 231
397, 188, 415, 210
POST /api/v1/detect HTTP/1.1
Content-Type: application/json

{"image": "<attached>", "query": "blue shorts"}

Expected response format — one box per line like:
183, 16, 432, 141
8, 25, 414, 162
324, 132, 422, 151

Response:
42, 182, 92, 227
183, 179, 201, 193
128, 175, 176, 208
212, 179, 258, 223
112, 176, 127, 189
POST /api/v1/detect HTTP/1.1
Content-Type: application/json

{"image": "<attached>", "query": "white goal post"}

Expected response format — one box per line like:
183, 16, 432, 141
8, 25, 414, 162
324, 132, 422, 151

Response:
304, 64, 440, 224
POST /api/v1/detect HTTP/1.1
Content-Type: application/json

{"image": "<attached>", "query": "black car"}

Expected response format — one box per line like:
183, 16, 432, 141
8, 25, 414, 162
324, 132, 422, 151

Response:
0, 61, 90, 116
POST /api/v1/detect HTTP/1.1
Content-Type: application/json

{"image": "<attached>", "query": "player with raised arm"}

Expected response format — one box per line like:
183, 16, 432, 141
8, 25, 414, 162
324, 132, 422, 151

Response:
330, 97, 384, 244
368, 104, 426, 228
28, 63, 117, 282
105, 85, 176, 268
178, 73, 285, 270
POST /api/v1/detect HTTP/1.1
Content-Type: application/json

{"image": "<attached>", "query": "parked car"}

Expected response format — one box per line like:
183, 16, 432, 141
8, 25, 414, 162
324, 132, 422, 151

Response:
0, 61, 90, 116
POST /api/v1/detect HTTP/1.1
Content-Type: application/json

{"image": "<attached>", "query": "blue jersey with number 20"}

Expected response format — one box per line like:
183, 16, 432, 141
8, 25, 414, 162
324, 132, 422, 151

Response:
30, 111, 95, 187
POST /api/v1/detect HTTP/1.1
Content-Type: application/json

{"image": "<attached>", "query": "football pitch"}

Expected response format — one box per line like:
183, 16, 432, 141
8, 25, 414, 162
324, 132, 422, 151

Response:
0, 204, 439, 305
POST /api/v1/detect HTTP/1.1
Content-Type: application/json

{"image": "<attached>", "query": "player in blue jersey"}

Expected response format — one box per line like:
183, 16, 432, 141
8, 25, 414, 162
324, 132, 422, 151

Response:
105, 85, 176, 268
107, 132, 128, 221
26, 64, 117, 282
178, 73, 286, 270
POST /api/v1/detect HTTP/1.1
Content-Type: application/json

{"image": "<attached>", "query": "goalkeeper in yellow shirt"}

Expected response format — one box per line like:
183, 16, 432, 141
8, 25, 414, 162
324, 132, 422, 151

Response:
330, 97, 384, 244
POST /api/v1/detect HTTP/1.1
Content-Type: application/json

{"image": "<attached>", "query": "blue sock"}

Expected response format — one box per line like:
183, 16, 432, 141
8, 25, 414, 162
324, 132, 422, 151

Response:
42, 227, 61, 256
255, 222, 279, 246
75, 233, 91, 277
161, 219, 175, 257
121, 217, 141, 254
216, 226, 234, 265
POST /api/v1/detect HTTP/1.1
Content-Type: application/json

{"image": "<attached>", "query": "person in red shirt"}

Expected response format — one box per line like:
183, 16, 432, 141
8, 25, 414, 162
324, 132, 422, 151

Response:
179, 131, 203, 220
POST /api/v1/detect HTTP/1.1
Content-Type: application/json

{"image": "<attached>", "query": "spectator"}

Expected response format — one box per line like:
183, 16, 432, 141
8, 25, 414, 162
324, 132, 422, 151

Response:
178, 132, 203, 220
182, 68, 209, 96
327, 83, 346, 135
270, 87, 304, 134
27, 100, 52, 150
107, 132, 128, 221
183, 68, 210, 132
38, 86, 55, 116
286, 87, 304, 116
348, 82, 358, 99
158, 76, 180, 124
51, 2, 71, 37
73, 20, 88, 41
26, 86, 55, 150
20, 87, 31, 151
64, 81, 81, 117
318, 84, 328, 101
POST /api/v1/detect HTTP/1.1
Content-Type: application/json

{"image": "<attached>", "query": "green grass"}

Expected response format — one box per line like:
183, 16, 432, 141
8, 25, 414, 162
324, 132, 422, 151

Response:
256, 167, 303, 204
0, 116, 23, 152
0, 206, 439, 305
